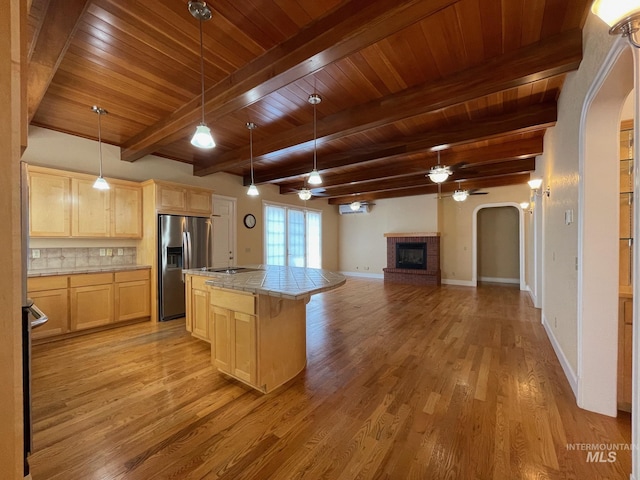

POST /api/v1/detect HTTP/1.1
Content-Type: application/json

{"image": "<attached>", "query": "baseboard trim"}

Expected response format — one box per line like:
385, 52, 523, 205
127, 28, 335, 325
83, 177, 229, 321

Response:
441, 279, 475, 287
542, 312, 578, 398
478, 276, 520, 284
341, 271, 384, 279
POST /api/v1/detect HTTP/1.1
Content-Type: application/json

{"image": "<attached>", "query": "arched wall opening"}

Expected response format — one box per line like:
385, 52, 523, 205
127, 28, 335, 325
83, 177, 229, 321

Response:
471, 202, 526, 290
578, 43, 633, 416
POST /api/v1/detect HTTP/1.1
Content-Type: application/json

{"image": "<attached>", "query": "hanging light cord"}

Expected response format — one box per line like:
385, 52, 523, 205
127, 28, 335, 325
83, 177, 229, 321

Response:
313, 100, 317, 170
198, 16, 206, 124
98, 110, 104, 177
250, 125, 255, 184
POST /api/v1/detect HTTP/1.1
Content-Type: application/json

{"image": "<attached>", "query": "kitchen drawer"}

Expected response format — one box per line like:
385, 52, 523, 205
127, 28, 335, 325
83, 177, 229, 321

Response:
69, 272, 114, 287
210, 288, 256, 315
115, 269, 149, 283
623, 298, 633, 325
190, 275, 209, 290
28, 275, 68, 291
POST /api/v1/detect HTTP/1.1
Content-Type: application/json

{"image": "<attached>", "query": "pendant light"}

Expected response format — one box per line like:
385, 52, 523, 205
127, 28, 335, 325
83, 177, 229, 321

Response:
246, 122, 259, 196
189, 1, 215, 149
307, 93, 322, 185
91, 105, 109, 190
428, 150, 451, 184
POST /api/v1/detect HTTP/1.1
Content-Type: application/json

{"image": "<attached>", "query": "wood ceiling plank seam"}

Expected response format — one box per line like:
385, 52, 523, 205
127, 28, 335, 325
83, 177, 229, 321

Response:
26, 0, 49, 60
211, 1, 298, 51
59, 49, 193, 111
519, 0, 546, 46
452, 0, 486, 66
271, 0, 315, 27
27, 0, 91, 122
385, 23, 435, 87
477, 0, 504, 58
561, 0, 591, 30
119, 0, 460, 162
360, 43, 411, 93
345, 52, 392, 98
501, 0, 525, 52
243, 0, 303, 43
194, 29, 581, 176
420, 4, 469, 78
538, 0, 568, 38
327, 60, 379, 105
69, 27, 204, 100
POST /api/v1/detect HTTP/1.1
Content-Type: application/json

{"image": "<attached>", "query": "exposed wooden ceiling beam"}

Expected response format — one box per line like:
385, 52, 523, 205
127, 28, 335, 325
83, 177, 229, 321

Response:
120, 0, 458, 162
256, 103, 554, 189
27, 0, 91, 122
196, 28, 580, 177
327, 173, 531, 205
286, 158, 535, 198
271, 136, 543, 188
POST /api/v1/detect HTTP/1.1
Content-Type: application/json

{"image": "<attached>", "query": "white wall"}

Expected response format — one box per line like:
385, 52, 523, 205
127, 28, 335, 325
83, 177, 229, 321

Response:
338, 195, 438, 275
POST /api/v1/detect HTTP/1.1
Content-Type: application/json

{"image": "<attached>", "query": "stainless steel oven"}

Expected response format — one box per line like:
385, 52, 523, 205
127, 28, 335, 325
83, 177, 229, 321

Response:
20, 161, 48, 477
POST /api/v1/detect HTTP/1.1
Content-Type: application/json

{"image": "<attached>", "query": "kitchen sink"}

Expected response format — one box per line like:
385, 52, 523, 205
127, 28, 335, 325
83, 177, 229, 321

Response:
204, 267, 264, 274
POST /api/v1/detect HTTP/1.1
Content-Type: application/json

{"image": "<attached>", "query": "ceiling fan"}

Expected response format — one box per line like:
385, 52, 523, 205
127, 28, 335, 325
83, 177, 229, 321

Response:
294, 186, 328, 200
439, 183, 489, 202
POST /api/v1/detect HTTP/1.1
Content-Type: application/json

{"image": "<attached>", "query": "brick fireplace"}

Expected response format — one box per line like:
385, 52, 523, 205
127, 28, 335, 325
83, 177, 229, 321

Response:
383, 232, 441, 285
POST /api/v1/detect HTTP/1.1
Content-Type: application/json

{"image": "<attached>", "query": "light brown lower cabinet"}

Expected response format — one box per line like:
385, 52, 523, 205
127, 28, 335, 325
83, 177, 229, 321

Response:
115, 270, 151, 322
28, 276, 69, 340
28, 268, 151, 341
211, 305, 257, 385
185, 274, 210, 342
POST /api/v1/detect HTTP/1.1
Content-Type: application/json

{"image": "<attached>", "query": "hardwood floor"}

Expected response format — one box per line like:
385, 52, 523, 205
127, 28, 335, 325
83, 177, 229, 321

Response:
29, 278, 631, 479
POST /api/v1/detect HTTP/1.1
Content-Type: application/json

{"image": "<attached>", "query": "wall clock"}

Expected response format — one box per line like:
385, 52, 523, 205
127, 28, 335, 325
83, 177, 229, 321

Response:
243, 213, 256, 229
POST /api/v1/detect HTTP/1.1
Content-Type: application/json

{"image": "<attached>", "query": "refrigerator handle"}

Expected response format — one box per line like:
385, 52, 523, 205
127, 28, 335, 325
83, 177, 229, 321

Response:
182, 231, 191, 270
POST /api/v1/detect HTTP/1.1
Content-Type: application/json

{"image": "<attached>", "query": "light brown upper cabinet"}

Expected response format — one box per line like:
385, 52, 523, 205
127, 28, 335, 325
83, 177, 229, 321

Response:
110, 184, 143, 238
29, 170, 71, 237
72, 178, 111, 237
153, 180, 212, 216
29, 166, 142, 239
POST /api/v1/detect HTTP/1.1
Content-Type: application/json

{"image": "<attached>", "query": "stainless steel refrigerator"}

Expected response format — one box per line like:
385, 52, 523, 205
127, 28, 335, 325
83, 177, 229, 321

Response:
158, 214, 212, 321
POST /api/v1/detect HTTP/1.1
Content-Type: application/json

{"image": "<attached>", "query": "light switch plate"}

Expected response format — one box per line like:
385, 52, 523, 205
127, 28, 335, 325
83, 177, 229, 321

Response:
32, 249, 40, 259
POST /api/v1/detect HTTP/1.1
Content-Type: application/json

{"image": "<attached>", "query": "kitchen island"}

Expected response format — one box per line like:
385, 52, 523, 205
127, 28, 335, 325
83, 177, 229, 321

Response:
183, 265, 346, 393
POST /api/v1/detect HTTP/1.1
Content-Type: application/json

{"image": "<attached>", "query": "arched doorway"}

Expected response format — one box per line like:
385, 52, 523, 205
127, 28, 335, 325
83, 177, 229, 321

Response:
472, 202, 526, 290
578, 42, 634, 417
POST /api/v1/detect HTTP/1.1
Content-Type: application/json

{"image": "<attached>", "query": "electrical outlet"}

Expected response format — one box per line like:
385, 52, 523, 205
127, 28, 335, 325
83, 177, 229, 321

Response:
100, 248, 106, 257
106, 248, 113, 256
32, 249, 40, 259
117, 248, 124, 256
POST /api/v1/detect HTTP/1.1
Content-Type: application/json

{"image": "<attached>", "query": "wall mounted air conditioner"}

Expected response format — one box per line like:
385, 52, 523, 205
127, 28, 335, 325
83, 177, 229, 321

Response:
338, 204, 370, 215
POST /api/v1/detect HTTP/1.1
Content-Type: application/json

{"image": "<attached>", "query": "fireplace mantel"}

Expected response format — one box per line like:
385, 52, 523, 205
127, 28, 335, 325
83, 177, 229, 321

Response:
383, 233, 441, 285
384, 232, 440, 238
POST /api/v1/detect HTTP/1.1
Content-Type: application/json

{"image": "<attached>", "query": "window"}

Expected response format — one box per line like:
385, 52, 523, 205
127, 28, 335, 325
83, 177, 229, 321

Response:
264, 202, 322, 268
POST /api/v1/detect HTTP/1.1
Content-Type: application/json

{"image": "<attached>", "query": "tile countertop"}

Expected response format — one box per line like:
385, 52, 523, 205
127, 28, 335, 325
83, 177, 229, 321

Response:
28, 264, 151, 277
183, 265, 347, 301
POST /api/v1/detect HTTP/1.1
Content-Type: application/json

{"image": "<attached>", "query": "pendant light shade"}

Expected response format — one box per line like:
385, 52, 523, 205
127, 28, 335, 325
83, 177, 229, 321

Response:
191, 124, 215, 149
246, 122, 259, 196
189, 1, 215, 149
350, 201, 362, 211
307, 94, 322, 185
91, 105, 109, 190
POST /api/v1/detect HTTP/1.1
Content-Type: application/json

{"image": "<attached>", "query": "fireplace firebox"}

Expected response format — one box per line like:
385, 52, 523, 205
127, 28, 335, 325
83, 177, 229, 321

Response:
396, 242, 427, 270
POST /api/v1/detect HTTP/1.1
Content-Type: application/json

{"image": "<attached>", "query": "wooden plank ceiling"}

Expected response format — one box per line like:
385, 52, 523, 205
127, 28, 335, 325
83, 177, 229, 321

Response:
27, 0, 590, 204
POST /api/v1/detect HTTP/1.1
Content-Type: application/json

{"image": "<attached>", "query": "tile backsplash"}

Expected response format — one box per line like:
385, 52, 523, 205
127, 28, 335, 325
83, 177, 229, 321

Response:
28, 247, 137, 270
